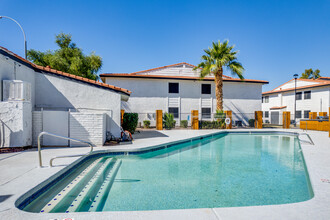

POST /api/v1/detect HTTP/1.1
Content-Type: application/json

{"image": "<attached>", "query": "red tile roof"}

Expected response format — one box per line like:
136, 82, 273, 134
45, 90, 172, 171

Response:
127, 62, 230, 79
262, 78, 330, 95
319, 76, 330, 80
100, 62, 268, 84
0, 46, 131, 96
270, 106, 287, 110
100, 73, 268, 84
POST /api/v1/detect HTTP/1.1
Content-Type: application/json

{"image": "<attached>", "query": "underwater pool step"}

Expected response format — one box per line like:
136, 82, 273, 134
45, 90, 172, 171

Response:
40, 158, 103, 213
88, 159, 122, 212
66, 157, 115, 212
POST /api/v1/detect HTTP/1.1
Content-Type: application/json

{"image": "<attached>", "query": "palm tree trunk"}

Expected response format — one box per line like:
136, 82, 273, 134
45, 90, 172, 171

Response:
214, 69, 223, 111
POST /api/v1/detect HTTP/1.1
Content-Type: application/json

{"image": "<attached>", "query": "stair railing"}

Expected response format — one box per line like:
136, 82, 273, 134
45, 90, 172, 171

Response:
38, 131, 93, 167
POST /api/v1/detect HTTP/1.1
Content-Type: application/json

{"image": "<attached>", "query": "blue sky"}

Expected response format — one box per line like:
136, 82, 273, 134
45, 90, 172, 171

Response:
1, 0, 329, 91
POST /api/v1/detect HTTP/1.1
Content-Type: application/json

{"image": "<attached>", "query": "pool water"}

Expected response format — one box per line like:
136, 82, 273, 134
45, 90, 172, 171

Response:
21, 133, 313, 213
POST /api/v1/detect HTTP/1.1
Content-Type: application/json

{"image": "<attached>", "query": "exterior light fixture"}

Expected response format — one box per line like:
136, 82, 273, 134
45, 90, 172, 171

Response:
0, 15, 27, 59
293, 73, 299, 127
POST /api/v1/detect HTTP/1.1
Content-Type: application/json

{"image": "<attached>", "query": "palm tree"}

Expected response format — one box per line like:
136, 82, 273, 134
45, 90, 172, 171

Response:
194, 40, 244, 111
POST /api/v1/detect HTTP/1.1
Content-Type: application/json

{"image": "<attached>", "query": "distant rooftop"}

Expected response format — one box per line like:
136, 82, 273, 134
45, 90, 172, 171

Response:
100, 62, 269, 84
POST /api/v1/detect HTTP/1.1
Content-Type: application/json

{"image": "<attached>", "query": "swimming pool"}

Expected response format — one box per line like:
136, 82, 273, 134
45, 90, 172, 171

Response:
16, 132, 313, 213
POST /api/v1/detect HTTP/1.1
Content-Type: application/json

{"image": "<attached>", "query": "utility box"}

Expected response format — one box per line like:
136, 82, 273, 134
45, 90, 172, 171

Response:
2, 80, 31, 102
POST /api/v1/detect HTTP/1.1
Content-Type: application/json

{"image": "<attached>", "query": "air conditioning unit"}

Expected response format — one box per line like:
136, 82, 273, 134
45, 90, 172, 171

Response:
2, 80, 31, 101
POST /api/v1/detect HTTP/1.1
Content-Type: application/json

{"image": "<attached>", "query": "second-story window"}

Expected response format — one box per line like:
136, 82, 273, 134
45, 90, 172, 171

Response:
304, 91, 311, 99
264, 96, 269, 103
201, 84, 211, 94
169, 83, 179, 93
296, 92, 302, 100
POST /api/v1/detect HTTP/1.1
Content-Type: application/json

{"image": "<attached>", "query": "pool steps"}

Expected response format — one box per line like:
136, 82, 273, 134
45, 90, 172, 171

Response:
40, 157, 121, 213
40, 158, 103, 213
66, 157, 115, 212
88, 159, 122, 212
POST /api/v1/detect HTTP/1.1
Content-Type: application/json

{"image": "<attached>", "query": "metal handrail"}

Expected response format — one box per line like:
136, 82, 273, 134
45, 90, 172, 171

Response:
49, 154, 85, 167
38, 131, 93, 167
298, 133, 315, 145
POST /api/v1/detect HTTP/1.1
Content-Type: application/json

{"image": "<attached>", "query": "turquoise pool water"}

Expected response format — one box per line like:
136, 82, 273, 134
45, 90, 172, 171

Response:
21, 133, 313, 213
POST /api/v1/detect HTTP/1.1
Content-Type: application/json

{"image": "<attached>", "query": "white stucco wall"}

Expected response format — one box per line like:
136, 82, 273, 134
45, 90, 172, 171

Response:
106, 77, 263, 126
1, 51, 126, 147
262, 86, 330, 124
34, 72, 122, 137
0, 101, 32, 147
0, 54, 36, 106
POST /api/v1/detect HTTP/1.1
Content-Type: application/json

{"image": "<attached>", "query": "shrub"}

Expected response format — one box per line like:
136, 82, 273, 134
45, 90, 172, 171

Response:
180, 120, 188, 128
122, 113, 139, 134
143, 120, 150, 128
248, 119, 255, 127
214, 109, 226, 121
199, 120, 225, 129
163, 113, 176, 129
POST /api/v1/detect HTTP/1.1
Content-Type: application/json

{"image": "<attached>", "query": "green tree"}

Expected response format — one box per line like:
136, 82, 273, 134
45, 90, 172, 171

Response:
27, 33, 102, 80
194, 40, 244, 110
300, 68, 321, 79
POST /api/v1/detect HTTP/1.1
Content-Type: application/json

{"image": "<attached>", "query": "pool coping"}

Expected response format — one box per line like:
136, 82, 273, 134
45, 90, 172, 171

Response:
1, 129, 330, 219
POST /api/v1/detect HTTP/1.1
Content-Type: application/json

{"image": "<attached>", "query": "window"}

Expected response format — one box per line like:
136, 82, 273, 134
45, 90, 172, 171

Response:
304, 91, 311, 99
296, 110, 302, 119
296, 92, 302, 100
262, 97, 264, 103
264, 96, 269, 103
168, 83, 179, 93
201, 84, 211, 94
264, 111, 269, 118
202, 108, 211, 118
304, 110, 310, 119
168, 107, 179, 118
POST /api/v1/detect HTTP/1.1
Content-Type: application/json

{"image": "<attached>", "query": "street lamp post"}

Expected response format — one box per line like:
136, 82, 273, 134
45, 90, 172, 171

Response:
293, 74, 299, 127
0, 15, 27, 59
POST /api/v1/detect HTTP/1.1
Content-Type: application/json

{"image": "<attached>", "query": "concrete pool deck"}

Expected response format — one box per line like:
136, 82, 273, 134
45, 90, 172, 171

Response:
0, 129, 329, 220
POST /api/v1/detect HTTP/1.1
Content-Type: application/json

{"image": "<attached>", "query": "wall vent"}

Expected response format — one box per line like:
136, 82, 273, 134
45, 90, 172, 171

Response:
2, 80, 31, 101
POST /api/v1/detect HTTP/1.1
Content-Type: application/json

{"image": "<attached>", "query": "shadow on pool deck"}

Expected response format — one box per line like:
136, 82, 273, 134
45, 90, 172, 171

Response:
0, 195, 13, 203
132, 129, 168, 140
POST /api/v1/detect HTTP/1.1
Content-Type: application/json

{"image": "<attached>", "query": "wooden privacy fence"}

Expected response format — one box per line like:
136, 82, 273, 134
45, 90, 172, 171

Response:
254, 111, 262, 129
299, 110, 330, 136
319, 112, 327, 117
282, 111, 290, 129
309, 112, 317, 119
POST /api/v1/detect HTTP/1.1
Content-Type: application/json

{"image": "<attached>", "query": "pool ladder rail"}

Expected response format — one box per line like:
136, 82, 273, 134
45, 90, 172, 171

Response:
37, 131, 94, 168
298, 133, 315, 145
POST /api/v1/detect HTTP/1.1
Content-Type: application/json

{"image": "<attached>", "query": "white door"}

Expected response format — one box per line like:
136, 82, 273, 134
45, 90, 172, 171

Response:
42, 111, 69, 146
